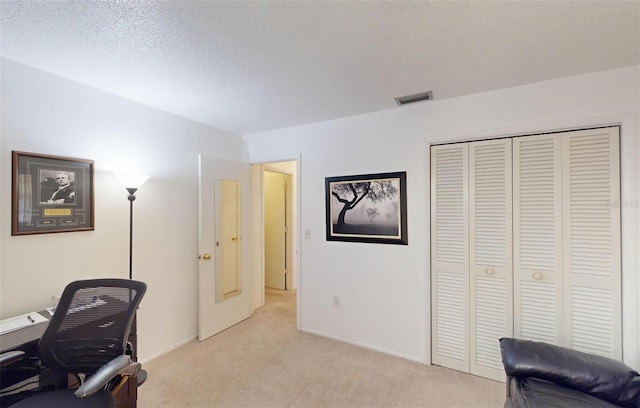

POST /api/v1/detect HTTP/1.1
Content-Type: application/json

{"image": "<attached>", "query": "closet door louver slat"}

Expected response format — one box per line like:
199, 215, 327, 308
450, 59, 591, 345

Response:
469, 139, 512, 382
431, 144, 469, 372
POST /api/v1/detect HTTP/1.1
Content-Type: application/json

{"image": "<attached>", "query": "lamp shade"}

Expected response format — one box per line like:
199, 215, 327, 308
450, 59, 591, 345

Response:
115, 173, 150, 189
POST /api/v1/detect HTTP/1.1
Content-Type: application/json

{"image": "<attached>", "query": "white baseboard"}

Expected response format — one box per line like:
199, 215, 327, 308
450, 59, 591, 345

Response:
140, 335, 197, 364
300, 327, 426, 364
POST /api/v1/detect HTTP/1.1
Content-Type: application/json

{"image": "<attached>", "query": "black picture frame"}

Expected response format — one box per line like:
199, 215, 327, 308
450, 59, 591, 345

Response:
12, 151, 95, 235
325, 171, 407, 245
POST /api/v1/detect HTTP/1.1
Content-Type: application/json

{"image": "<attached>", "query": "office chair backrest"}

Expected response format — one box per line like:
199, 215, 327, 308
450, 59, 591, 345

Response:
38, 279, 146, 375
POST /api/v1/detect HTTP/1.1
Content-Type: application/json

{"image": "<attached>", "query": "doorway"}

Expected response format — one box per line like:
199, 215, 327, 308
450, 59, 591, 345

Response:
251, 159, 299, 327
264, 170, 293, 290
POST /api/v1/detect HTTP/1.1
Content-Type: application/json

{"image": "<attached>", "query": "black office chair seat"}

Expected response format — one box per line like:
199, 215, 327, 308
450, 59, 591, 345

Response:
11, 389, 114, 408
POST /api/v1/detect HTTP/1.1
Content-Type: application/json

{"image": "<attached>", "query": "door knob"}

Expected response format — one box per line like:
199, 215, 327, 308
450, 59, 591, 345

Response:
533, 272, 543, 280
200, 253, 211, 260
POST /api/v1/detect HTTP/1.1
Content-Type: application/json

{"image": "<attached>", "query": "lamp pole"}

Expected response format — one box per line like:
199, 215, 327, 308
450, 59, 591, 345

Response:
126, 187, 138, 280
115, 173, 149, 280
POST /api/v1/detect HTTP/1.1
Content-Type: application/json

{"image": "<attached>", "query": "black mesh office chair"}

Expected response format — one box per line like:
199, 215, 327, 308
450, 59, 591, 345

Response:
0, 279, 146, 408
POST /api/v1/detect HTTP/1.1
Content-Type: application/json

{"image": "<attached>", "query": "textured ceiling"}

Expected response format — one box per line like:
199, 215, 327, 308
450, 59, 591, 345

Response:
1, 1, 639, 135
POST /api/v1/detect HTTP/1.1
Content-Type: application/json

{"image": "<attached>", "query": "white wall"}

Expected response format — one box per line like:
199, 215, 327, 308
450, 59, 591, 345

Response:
0, 58, 244, 362
244, 65, 640, 368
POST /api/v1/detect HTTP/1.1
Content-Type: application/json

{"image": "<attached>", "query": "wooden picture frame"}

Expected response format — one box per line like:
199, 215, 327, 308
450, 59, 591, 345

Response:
12, 151, 94, 235
325, 171, 408, 245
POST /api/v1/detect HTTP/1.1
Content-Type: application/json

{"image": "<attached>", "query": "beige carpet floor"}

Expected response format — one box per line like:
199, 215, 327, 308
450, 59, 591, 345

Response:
139, 289, 504, 407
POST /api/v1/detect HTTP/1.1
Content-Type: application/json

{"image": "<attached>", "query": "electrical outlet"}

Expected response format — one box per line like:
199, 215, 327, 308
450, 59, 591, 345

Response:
304, 229, 311, 239
332, 296, 341, 308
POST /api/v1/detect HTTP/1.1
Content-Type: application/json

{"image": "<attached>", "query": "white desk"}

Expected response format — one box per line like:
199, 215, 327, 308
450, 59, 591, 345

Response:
0, 311, 49, 353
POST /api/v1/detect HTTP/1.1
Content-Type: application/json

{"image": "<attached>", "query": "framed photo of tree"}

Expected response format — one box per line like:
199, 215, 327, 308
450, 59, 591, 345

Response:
12, 151, 94, 235
325, 171, 407, 245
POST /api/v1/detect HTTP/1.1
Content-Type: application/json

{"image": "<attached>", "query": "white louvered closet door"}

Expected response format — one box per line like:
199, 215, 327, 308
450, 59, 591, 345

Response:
562, 128, 621, 359
468, 139, 512, 381
430, 127, 621, 381
513, 135, 564, 345
431, 144, 469, 373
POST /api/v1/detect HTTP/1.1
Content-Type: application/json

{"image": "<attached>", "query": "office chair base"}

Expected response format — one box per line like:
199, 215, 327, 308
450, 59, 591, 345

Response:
137, 369, 148, 387
11, 388, 115, 408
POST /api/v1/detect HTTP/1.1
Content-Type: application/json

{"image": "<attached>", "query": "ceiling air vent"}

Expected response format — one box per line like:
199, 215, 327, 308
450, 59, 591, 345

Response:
394, 91, 433, 106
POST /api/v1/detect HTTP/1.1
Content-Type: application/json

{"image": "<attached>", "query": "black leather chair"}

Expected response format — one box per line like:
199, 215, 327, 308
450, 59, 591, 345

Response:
500, 337, 640, 408
0, 279, 146, 408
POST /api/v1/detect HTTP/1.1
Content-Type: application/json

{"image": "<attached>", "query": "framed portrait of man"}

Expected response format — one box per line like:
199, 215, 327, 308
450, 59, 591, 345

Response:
12, 151, 94, 235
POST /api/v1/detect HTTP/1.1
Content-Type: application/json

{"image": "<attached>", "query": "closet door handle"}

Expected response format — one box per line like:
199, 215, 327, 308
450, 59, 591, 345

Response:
485, 268, 495, 275
533, 272, 543, 280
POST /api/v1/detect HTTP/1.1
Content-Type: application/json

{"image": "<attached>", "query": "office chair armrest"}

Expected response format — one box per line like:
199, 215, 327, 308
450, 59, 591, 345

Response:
74, 355, 141, 398
0, 350, 25, 367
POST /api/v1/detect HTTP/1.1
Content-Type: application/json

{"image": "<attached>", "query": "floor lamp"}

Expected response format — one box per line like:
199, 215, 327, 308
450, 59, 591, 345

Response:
115, 174, 150, 280
115, 173, 150, 387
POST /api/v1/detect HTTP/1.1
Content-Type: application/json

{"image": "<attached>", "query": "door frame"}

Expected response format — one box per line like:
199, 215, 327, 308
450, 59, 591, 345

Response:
250, 153, 301, 330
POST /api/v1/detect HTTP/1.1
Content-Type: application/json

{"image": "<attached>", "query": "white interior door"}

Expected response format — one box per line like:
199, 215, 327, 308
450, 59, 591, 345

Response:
468, 139, 512, 382
562, 127, 621, 359
198, 155, 251, 341
513, 134, 564, 345
284, 173, 293, 291
264, 171, 286, 290
431, 144, 470, 373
